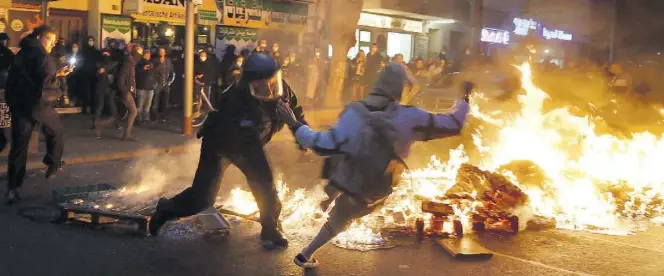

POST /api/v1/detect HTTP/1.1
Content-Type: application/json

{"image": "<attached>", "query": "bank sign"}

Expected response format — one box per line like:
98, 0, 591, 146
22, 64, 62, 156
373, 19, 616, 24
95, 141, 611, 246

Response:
512, 17, 573, 41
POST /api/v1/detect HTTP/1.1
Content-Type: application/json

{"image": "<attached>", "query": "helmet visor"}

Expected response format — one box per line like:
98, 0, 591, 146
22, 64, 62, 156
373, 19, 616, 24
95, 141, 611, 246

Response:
249, 69, 283, 100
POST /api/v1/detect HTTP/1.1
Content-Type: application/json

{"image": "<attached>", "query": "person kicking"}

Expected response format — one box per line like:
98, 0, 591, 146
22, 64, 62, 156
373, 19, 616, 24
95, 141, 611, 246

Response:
276, 62, 473, 268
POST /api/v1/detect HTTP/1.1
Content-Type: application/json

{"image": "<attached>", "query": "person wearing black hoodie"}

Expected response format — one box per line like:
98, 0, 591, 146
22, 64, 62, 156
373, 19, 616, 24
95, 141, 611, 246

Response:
218, 44, 237, 88
151, 46, 174, 122
194, 50, 217, 102
79, 36, 101, 114
4, 25, 73, 204
115, 43, 138, 141
92, 49, 119, 138
0, 33, 13, 152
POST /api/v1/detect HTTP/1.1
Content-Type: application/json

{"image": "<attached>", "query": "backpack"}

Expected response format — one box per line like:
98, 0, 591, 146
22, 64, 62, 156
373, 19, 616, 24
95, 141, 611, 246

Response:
331, 102, 406, 205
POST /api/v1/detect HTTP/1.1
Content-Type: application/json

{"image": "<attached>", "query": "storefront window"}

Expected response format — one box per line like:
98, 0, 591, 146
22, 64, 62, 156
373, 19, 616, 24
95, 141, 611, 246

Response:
348, 29, 372, 59
387, 32, 413, 63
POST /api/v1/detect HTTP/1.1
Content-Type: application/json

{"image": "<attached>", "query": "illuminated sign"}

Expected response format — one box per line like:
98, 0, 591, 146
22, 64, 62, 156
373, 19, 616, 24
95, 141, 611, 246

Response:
481, 28, 510, 44
512, 17, 573, 41
543, 28, 572, 41
358, 12, 424, 33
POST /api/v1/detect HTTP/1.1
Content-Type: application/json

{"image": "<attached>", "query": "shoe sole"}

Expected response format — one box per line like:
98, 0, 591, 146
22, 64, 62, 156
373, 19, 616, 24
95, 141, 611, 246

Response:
260, 240, 288, 250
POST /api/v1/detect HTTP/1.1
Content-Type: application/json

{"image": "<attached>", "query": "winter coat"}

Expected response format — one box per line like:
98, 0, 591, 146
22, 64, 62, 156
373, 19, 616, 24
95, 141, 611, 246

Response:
195, 58, 218, 85
6, 35, 62, 108
116, 53, 136, 96
135, 58, 156, 90
153, 57, 173, 86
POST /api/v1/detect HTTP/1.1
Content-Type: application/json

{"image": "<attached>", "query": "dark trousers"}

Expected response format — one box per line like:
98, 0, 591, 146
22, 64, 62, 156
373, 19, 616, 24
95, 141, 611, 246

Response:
8, 103, 64, 189
76, 73, 96, 113
152, 84, 170, 120
170, 136, 282, 232
93, 87, 118, 124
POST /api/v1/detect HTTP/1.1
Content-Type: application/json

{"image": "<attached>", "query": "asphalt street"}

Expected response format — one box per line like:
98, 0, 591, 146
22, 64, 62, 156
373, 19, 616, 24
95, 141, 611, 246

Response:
0, 142, 663, 276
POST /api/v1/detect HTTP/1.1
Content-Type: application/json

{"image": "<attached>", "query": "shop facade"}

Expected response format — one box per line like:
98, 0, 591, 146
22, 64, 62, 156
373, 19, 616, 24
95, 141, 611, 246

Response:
347, 12, 426, 63
216, 0, 309, 57
122, 0, 219, 50
3, 0, 88, 50
480, 13, 582, 68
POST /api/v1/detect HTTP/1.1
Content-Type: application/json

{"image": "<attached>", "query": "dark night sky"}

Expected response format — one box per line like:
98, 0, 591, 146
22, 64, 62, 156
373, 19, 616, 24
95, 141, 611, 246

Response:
615, 0, 664, 55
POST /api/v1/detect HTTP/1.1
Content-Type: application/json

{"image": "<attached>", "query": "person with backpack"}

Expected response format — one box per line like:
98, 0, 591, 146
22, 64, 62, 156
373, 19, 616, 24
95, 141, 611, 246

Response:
276, 62, 471, 268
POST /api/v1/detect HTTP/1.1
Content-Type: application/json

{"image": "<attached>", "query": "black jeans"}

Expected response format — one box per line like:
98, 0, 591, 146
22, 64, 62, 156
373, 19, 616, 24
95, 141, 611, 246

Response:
93, 87, 118, 124
76, 73, 96, 112
152, 84, 170, 120
170, 135, 282, 232
8, 103, 64, 189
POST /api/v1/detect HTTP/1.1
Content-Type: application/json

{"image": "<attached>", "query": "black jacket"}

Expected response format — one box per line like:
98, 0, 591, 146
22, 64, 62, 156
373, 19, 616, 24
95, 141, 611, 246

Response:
195, 58, 218, 85
81, 45, 101, 73
198, 80, 307, 152
6, 36, 61, 108
116, 53, 136, 95
0, 45, 14, 72
153, 57, 173, 86
97, 55, 118, 92
135, 58, 156, 90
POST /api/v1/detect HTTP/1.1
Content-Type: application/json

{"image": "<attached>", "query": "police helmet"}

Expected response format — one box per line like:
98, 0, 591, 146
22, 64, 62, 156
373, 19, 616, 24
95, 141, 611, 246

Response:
242, 53, 283, 100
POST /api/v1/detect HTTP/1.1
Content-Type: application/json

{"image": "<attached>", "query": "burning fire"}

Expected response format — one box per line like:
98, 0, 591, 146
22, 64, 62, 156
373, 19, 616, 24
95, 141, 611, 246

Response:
221, 62, 663, 245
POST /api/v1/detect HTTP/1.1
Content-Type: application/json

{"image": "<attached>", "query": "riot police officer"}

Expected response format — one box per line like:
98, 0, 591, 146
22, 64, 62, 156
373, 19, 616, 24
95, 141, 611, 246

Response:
149, 53, 307, 249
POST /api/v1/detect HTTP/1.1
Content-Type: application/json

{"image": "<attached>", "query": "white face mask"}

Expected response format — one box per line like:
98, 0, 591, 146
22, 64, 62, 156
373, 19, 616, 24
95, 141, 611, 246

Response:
200, 57, 207, 62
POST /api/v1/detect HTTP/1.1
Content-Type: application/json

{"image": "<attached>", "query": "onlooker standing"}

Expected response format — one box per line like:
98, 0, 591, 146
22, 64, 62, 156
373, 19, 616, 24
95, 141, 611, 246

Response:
152, 47, 174, 122
0, 33, 14, 152
169, 41, 184, 108
92, 49, 119, 138
135, 51, 156, 124
269, 42, 282, 66
80, 36, 101, 114
365, 43, 383, 84
254, 39, 268, 53
218, 45, 237, 89
305, 48, 322, 105
116, 43, 138, 141
194, 50, 217, 101
67, 42, 81, 107
5, 25, 73, 204
349, 50, 366, 101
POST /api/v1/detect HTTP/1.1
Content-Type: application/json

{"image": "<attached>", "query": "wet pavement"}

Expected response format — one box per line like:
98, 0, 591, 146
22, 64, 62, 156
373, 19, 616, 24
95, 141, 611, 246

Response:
0, 142, 663, 276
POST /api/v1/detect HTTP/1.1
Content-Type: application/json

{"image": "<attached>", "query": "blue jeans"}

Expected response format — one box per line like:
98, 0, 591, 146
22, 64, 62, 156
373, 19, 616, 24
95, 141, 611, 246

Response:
136, 89, 154, 122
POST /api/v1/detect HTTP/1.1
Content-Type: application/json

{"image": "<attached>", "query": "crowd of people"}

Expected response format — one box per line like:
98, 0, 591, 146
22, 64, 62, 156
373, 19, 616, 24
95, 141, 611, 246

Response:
344, 43, 453, 102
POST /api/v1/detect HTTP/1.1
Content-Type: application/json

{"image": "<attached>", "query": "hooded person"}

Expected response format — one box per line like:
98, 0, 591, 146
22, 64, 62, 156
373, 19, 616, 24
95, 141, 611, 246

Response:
276, 62, 472, 268
149, 53, 309, 250
218, 44, 237, 88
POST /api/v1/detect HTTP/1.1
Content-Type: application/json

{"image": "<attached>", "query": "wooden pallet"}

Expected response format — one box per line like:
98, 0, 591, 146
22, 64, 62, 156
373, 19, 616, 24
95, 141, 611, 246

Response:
59, 204, 150, 235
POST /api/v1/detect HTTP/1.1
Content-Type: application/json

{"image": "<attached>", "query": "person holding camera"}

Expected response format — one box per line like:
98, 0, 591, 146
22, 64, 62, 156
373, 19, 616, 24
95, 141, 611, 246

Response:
4, 25, 73, 204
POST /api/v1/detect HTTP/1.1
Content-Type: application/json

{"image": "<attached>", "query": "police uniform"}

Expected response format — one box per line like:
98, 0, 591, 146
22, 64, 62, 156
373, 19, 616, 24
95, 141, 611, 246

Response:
150, 53, 307, 248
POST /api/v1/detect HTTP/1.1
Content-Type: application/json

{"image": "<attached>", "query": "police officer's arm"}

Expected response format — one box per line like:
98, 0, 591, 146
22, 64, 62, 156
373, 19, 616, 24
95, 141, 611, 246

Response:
411, 100, 469, 141
284, 81, 308, 127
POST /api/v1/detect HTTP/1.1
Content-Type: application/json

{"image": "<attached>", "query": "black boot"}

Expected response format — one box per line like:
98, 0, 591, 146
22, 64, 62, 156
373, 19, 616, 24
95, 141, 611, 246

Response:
45, 161, 66, 180
260, 228, 289, 249
149, 198, 176, 236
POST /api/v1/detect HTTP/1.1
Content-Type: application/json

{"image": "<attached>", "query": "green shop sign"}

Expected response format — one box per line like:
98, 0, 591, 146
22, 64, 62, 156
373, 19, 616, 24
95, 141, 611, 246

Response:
102, 15, 132, 34
218, 26, 258, 42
